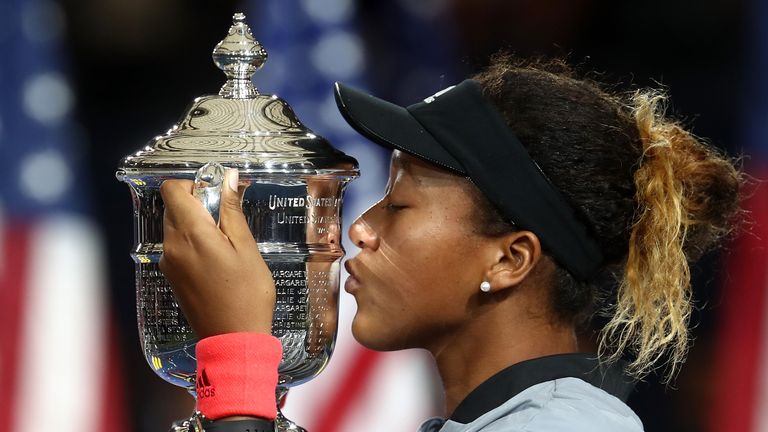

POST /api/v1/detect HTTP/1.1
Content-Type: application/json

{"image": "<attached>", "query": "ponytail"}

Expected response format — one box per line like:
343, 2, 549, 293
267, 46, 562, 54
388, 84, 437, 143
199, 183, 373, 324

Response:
599, 91, 742, 381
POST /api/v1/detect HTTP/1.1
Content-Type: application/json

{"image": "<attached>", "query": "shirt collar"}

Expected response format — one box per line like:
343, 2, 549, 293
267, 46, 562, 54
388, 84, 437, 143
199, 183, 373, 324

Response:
449, 353, 635, 424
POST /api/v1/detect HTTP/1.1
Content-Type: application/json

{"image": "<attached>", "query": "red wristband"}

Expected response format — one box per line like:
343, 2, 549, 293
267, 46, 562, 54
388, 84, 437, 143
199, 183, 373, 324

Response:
195, 333, 283, 420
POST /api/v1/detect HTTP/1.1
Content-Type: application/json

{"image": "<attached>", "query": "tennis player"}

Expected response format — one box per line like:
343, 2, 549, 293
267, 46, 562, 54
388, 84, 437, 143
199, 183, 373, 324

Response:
158, 55, 742, 432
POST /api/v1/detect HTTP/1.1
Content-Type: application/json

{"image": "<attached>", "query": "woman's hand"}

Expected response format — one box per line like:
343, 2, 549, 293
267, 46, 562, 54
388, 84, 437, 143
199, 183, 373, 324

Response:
159, 169, 275, 338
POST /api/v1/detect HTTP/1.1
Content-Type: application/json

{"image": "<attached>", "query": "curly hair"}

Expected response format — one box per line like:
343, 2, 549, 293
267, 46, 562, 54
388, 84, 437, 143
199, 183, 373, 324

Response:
470, 53, 743, 382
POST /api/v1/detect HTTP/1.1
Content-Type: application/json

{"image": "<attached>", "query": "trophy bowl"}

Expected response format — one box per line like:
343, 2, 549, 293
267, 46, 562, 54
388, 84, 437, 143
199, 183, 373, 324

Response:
116, 13, 359, 431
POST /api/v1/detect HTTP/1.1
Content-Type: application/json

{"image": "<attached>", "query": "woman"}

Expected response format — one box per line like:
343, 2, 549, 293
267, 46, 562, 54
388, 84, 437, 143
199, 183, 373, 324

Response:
158, 55, 742, 431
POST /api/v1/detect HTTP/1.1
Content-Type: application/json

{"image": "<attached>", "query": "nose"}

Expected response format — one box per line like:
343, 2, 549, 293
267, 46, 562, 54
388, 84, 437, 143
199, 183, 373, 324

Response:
348, 214, 379, 251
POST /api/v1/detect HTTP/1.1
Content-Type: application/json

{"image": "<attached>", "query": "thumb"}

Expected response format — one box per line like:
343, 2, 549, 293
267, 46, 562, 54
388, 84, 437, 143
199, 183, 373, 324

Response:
219, 168, 253, 247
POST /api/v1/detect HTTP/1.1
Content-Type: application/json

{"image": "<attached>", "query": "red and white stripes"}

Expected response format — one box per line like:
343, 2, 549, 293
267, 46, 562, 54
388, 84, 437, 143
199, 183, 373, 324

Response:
0, 217, 124, 432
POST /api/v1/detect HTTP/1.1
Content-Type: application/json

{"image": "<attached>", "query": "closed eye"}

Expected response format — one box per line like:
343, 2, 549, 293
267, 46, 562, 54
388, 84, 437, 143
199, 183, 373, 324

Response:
385, 203, 407, 212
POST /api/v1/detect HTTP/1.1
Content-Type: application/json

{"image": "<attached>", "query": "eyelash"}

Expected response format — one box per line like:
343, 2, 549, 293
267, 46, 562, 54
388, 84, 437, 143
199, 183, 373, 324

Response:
385, 203, 407, 212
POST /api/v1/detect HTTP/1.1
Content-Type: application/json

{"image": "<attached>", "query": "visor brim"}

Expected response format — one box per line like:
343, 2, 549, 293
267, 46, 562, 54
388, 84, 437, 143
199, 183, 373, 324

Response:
333, 82, 465, 174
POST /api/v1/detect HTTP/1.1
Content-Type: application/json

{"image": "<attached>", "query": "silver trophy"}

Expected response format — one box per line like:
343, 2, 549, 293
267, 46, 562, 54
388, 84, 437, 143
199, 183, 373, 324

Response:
116, 13, 359, 432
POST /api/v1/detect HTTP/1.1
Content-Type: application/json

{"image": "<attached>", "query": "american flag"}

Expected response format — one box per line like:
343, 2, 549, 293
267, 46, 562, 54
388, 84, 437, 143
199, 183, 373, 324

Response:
710, 0, 768, 430
0, 0, 125, 430
246, 1, 463, 430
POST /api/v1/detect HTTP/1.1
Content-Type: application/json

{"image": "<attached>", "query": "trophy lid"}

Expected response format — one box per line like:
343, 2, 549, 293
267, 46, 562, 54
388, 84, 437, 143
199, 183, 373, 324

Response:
117, 13, 358, 179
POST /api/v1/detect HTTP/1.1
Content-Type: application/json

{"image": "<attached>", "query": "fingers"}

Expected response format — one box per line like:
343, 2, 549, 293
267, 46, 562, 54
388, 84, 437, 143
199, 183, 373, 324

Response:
160, 171, 255, 255
160, 179, 215, 230
158, 170, 277, 338
219, 169, 256, 248
161, 179, 224, 266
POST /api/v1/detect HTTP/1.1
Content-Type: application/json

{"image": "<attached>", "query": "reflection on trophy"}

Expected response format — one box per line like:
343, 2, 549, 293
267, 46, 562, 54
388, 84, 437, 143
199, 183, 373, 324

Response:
116, 13, 359, 431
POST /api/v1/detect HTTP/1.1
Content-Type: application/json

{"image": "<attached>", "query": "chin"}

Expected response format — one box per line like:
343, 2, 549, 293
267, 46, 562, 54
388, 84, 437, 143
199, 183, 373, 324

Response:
350, 312, 408, 352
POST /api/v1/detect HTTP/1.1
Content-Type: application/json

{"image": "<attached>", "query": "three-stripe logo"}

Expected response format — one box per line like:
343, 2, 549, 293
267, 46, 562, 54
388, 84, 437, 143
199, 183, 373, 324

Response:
196, 369, 216, 398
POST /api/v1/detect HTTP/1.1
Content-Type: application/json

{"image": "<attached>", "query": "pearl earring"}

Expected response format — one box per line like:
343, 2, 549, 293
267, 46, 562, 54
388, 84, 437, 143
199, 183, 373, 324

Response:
480, 281, 491, 293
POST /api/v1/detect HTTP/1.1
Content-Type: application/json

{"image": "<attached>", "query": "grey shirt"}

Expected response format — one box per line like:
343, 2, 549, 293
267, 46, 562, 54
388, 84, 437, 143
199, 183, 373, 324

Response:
417, 354, 644, 432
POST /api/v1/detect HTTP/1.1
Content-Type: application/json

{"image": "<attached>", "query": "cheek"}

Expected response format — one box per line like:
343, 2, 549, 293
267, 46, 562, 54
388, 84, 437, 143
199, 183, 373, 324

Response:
370, 211, 479, 313
352, 225, 480, 350
350, 196, 486, 350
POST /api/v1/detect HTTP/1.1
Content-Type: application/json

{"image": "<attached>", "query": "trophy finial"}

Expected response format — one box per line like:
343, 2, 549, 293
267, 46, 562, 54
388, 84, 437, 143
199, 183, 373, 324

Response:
212, 12, 267, 99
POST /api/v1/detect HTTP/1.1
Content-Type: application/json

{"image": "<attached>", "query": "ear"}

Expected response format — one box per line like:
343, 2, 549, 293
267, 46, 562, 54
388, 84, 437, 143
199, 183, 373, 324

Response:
485, 230, 542, 292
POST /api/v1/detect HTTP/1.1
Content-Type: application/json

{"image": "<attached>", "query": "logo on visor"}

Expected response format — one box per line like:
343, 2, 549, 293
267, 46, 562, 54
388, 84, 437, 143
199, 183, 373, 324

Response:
423, 85, 457, 104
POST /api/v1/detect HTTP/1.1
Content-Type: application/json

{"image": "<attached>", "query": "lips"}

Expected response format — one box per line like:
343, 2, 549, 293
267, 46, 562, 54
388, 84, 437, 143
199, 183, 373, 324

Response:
344, 260, 361, 294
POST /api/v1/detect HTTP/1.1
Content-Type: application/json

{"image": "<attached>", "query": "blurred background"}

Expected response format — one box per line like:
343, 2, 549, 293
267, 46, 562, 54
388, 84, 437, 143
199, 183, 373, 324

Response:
0, 0, 765, 431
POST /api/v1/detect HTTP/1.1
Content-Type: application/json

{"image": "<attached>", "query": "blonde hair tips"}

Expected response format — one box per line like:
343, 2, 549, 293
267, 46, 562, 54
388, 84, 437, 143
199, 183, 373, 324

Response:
600, 91, 742, 381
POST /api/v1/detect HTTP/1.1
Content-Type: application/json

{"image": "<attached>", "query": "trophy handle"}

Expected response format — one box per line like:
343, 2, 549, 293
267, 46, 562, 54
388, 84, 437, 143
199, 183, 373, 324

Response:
194, 162, 226, 225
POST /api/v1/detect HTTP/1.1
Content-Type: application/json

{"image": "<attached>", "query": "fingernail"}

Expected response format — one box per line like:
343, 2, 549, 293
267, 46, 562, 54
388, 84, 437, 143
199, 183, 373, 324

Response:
227, 168, 239, 192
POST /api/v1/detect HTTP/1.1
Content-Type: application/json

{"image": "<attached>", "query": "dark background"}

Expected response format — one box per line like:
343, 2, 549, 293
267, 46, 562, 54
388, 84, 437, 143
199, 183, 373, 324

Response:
57, 0, 748, 430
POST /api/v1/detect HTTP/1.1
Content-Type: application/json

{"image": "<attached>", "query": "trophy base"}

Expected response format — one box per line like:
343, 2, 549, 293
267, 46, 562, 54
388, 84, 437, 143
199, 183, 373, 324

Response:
275, 412, 306, 432
275, 387, 306, 432
165, 389, 308, 431
167, 409, 304, 432
167, 412, 206, 432
168, 417, 196, 432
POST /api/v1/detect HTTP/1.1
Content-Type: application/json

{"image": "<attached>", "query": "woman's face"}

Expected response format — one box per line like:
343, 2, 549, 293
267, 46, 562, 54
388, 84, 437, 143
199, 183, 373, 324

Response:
345, 150, 493, 352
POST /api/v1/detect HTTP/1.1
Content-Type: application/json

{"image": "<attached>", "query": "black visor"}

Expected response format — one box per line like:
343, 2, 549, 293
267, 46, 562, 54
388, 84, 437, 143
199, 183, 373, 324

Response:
334, 79, 604, 281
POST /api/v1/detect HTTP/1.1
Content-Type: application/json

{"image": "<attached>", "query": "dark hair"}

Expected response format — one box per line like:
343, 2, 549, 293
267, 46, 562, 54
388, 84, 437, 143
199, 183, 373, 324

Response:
469, 53, 742, 381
